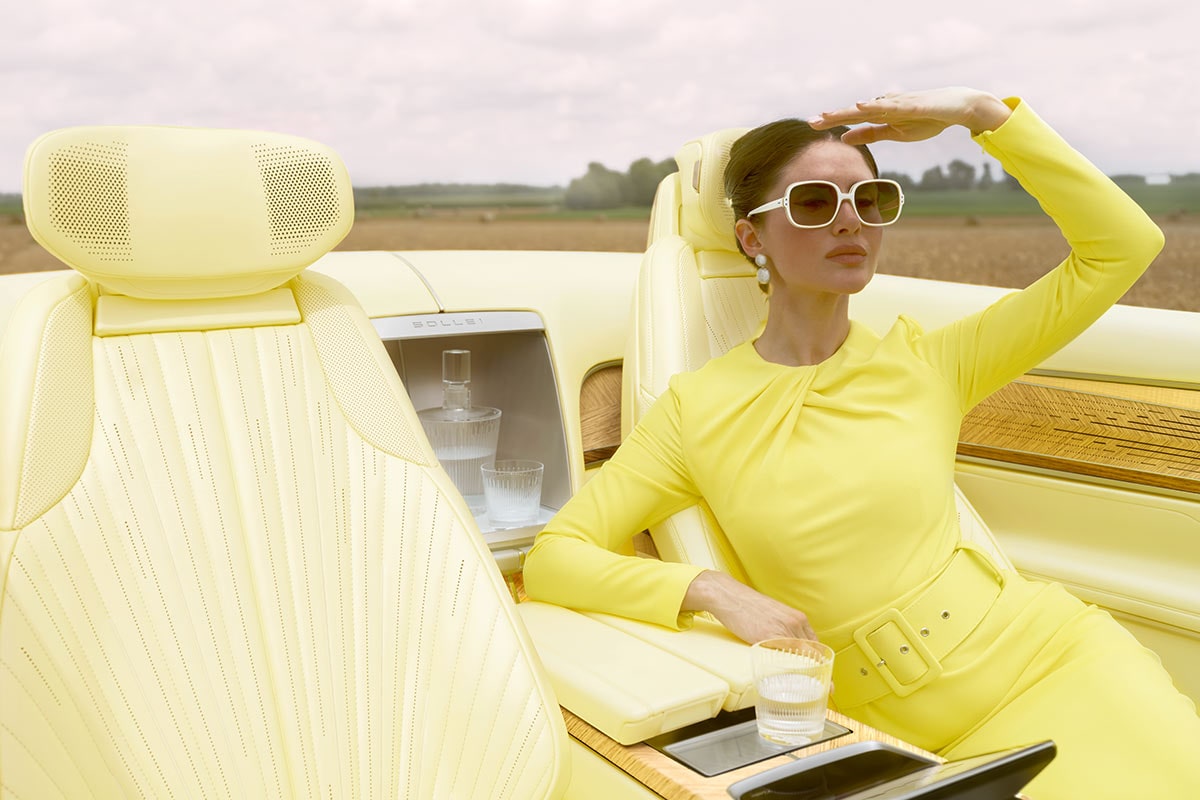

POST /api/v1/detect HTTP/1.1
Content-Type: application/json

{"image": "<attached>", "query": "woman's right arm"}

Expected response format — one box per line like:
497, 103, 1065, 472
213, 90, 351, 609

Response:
525, 382, 819, 641
523, 386, 709, 629
527, 482, 819, 640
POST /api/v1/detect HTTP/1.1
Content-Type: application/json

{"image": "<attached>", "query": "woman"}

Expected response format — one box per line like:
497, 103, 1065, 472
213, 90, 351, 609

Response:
523, 87, 1200, 798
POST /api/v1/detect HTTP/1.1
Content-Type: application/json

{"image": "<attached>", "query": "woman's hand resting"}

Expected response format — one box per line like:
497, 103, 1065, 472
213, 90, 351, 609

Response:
683, 570, 818, 644
809, 86, 1013, 144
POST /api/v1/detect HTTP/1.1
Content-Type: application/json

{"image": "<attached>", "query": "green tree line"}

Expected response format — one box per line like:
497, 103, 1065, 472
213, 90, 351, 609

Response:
354, 183, 562, 211
882, 160, 1016, 192
564, 157, 677, 210
560, 157, 1038, 211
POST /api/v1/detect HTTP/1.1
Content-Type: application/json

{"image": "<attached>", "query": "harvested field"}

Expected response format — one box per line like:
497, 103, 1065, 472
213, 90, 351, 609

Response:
2, 211, 1197, 312
884, 216, 1200, 313
341, 213, 653, 254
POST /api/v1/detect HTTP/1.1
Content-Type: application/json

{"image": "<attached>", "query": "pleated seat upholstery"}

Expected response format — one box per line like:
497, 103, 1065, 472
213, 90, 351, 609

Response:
624, 128, 1011, 576
0, 126, 568, 798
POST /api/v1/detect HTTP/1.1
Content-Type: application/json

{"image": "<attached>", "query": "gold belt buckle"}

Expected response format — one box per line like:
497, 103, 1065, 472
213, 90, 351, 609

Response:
851, 607, 943, 698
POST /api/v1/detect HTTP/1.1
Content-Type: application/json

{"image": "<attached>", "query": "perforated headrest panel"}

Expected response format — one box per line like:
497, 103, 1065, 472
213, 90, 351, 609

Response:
24, 126, 354, 300
47, 140, 133, 263
253, 143, 344, 256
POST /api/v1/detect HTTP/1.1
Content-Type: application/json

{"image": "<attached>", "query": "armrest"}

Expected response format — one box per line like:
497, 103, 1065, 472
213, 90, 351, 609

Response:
518, 602, 733, 745
582, 611, 756, 710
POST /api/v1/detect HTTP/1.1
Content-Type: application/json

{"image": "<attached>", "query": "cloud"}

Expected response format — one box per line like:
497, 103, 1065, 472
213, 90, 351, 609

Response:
2, 0, 1198, 192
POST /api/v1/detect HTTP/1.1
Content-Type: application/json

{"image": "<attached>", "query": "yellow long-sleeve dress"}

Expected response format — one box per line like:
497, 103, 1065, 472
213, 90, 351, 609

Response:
524, 99, 1200, 798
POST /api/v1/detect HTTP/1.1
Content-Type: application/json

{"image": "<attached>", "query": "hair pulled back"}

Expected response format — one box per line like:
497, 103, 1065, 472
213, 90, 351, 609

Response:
724, 120, 880, 260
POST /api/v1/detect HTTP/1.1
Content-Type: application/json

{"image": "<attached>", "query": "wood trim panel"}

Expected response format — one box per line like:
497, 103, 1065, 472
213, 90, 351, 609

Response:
959, 379, 1200, 494
1022, 373, 1200, 409
563, 709, 938, 800
581, 364, 623, 466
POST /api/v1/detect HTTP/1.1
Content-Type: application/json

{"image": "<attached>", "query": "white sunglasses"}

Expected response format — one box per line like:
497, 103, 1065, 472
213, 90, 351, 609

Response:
748, 178, 905, 228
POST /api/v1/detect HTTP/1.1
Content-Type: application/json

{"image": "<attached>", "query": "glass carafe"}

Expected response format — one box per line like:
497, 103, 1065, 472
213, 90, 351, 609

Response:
417, 349, 501, 512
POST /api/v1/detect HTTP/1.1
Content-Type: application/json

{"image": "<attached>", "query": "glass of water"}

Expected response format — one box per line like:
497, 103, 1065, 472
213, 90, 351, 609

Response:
751, 638, 834, 745
481, 459, 544, 527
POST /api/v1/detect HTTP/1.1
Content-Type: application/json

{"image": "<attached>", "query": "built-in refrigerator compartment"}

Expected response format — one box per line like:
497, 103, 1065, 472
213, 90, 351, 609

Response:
373, 311, 569, 563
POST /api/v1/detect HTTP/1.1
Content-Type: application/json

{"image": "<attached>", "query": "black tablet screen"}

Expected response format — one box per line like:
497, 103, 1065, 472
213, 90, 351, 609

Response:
736, 747, 930, 799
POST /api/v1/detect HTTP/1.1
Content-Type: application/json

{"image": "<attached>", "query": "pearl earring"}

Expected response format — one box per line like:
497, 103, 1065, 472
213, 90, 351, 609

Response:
754, 254, 770, 286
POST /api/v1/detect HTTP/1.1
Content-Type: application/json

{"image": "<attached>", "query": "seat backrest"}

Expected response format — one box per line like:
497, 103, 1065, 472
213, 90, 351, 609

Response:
623, 128, 1012, 577
0, 126, 568, 799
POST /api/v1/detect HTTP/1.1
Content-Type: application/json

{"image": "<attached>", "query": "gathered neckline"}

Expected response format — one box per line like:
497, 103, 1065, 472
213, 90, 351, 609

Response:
744, 319, 873, 372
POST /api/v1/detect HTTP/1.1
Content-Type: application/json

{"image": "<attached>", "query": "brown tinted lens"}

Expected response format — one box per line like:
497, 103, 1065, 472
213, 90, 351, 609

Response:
786, 182, 840, 226
856, 180, 901, 225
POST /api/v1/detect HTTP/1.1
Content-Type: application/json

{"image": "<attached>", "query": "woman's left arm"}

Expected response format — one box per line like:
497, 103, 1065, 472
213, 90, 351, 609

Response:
816, 89, 1164, 412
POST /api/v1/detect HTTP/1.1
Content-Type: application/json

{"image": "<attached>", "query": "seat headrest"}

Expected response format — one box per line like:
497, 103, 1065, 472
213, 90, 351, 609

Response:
23, 125, 354, 300
673, 127, 749, 254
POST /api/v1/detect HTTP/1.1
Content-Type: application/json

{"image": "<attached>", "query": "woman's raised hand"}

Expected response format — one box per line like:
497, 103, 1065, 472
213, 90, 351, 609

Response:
809, 86, 1012, 145
683, 570, 819, 644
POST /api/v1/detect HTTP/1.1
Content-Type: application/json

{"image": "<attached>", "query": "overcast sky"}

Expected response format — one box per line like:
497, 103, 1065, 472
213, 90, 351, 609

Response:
3, 0, 1198, 193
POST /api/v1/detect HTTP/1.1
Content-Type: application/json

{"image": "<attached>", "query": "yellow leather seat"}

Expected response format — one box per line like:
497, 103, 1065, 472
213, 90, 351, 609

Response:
623, 128, 1013, 578
0, 126, 569, 798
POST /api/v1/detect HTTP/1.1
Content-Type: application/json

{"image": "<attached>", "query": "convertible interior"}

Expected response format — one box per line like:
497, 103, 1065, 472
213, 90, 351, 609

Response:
1, 122, 1196, 798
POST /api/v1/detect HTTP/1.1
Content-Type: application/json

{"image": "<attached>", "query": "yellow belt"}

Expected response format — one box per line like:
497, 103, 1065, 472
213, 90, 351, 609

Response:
832, 545, 1005, 708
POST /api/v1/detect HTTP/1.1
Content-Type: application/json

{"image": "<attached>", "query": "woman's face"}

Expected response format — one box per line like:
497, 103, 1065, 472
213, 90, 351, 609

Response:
738, 140, 884, 298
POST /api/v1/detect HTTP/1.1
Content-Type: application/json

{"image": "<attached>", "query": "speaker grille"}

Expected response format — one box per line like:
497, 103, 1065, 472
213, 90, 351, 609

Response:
252, 144, 342, 256
47, 141, 132, 262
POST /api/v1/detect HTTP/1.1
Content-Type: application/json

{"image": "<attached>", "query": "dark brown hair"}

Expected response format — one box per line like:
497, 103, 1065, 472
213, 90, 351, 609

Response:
725, 119, 880, 259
